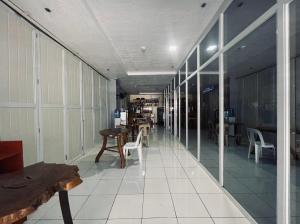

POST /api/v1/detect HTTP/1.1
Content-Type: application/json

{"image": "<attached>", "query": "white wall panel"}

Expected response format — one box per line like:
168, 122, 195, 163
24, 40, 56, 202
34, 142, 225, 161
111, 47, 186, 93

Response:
42, 108, 64, 163
64, 51, 82, 159
94, 109, 101, 144
40, 35, 63, 105
93, 71, 101, 143
82, 63, 94, 150
84, 109, 94, 149
82, 63, 93, 108
68, 109, 81, 160
39, 34, 65, 162
0, 108, 36, 165
100, 77, 108, 129
65, 52, 81, 106
93, 71, 100, 108
0, 2, 111, 165
0, 5, 36, 166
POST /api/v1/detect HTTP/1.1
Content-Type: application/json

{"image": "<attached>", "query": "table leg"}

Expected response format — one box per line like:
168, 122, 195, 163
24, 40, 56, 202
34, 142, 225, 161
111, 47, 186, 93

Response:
95, 136, 107, 163
118, 135, 125, 168
59, 191, 73, 224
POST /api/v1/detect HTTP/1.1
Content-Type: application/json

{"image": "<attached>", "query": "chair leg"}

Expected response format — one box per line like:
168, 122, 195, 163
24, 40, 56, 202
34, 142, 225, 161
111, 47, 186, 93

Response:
248, 145, 251, 159
137, 146, 142, 164
255, 144, 260, 164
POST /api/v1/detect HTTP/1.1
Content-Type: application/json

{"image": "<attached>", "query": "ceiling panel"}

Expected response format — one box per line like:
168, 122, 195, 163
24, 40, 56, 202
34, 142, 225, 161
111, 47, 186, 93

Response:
118, 75, 174, 94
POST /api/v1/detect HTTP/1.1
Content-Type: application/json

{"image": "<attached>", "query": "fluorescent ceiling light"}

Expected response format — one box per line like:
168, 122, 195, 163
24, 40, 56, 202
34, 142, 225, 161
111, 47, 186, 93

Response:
206, 45, 217, 53
127, 71, 176, 76
169, 45, 177, 52
139, 92, 162, 95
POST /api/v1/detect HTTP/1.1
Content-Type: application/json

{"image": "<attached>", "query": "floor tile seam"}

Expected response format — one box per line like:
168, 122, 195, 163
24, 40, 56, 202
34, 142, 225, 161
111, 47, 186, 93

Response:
162, 162, 180, 224
106, 164, 127, 223
177, 153, 215, 220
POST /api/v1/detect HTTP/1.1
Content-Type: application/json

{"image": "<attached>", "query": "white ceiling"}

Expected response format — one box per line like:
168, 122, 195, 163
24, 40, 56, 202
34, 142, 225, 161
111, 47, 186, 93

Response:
6, 0, 224, 92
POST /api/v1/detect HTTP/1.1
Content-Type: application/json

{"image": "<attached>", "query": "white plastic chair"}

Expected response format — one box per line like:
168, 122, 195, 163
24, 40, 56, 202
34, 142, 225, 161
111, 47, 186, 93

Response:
123, 129, 143, 164
247, 128, 276, 163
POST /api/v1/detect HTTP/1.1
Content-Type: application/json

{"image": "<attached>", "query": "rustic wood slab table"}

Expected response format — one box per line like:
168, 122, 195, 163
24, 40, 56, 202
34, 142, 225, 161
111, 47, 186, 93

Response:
95, 128, 129, 168
0, 162, 82, 224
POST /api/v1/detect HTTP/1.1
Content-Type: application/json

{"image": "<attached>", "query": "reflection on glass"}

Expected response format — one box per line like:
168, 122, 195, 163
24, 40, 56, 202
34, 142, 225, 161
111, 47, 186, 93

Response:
171, 90, 174, 135
177, 88, 180, 138
290, 1, 300, 223
200, 21, 219, 65
200, 59, 219, 180
188, 74, 198, 158
224, 16, 277, 224
188, 49, 197, 76
224, 0, 276, 44
180, 83, 186, 146
169, 85, 172, 132
180, 63, 186, 83
176, 73, 179, 87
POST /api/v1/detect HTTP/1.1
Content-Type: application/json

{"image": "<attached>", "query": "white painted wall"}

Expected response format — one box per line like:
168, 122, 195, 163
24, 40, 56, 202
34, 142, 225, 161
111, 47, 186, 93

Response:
0, 3, 113, 166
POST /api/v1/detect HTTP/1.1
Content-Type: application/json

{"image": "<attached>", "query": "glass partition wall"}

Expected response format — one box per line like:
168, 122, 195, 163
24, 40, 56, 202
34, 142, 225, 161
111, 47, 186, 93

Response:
180, 83, 186, 146
290, 1, 300, 223
188, 74, 198, 158
163, 0, 297, 223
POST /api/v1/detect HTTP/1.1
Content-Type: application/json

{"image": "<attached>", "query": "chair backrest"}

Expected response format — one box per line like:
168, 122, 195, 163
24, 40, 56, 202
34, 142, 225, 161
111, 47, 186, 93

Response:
136, 129, 143, 146
247, 128, 266, 146
139, 124, 150, 136
246, 128, 255, 145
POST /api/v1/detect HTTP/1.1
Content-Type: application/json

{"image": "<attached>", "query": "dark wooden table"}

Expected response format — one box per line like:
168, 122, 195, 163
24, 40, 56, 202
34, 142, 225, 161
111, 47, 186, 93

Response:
95, 128, 129, 168
0, 162, 82, 224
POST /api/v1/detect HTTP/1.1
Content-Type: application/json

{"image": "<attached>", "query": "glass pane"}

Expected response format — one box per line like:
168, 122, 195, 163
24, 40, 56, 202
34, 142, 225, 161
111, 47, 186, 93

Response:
224, 0, 276, 44
180, 63, 186, 83
200, 58, 219, 180
180, 83, 186, 146
175, 73, 179, 87
200, 21, 219, 65
188, 74, 198, 158
188, 48, 197, 76
171, 90, 174, 135
224, 16, 277, 224
290, 1, 300, 223
177, 88, 180, 138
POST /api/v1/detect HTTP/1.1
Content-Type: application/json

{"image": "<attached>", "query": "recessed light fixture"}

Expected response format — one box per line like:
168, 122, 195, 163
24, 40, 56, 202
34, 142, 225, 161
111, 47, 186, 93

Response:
201, 3, 207, 8
169, 45, 177, 52
206, 45, 217, 53
44, 8, 51, 13
140, 46, 147, 53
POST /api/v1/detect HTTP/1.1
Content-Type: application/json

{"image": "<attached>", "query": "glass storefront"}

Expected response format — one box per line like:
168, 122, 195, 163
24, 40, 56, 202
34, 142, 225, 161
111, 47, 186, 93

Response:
163, 1, 298, 223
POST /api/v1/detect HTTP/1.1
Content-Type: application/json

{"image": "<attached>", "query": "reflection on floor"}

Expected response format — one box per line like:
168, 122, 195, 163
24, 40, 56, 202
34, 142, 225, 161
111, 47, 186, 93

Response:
188, 129, 300, 224
25, 127, 251, 224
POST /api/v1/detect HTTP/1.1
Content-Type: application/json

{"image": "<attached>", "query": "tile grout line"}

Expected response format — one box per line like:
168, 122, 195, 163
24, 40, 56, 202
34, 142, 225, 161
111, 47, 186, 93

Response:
162, 131, 180, 224
173, 137, 216, 224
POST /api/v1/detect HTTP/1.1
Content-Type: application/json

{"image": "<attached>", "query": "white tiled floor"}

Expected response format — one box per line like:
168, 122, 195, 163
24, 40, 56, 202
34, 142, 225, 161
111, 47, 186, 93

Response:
26, 127, 251, 224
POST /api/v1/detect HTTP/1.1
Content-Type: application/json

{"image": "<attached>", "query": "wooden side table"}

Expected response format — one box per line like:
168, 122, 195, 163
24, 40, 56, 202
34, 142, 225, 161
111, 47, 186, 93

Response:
95, 128, 129, 168
0, 162, 82, 224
